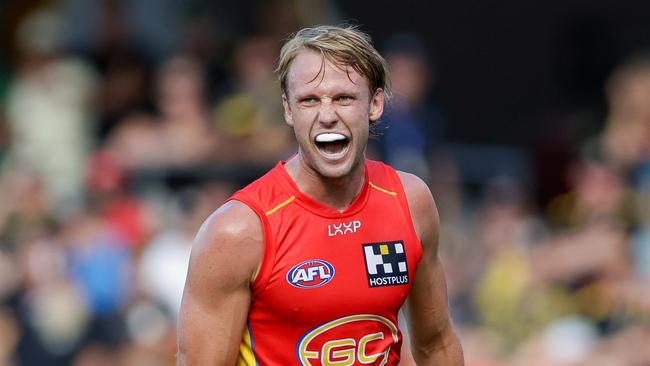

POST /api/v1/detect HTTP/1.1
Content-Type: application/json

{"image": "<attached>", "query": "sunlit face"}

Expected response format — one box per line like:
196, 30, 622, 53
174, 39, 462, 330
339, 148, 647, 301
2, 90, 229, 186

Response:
282, 50, 384, 179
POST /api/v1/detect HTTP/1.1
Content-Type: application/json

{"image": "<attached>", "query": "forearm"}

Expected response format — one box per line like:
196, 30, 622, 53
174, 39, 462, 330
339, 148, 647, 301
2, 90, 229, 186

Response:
411, 323, 464, 366
176, 307, 246, 366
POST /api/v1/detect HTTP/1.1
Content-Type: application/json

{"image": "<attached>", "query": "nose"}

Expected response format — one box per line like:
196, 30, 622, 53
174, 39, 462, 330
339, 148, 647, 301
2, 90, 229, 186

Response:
318, 99, 338, 126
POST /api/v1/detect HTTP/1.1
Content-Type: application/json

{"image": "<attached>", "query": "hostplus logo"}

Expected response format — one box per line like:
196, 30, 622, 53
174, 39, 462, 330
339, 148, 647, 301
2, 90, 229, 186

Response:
327, 220, 362, 237
362, 241, 409, 288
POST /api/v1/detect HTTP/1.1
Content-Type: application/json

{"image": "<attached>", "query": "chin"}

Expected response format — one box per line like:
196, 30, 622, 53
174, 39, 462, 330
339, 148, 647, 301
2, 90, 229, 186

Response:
314, 165, 351, 179
312, 156, 363, 180
298, 144, 364, 180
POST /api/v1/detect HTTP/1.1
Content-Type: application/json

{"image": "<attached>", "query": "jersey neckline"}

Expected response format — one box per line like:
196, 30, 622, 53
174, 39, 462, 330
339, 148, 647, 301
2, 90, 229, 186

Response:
272, 160, 371, 218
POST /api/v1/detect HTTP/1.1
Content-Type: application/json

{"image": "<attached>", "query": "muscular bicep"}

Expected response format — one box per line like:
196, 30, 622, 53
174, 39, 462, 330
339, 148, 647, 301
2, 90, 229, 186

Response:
177, 201, 263, 365
401, 175, 451, 351
398, 171, 463, 364
404, 249, 453, 353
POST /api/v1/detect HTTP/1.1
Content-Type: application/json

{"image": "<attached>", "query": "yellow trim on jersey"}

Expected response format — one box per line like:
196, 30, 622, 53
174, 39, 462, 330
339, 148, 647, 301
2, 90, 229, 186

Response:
369, 182, 397, 196
265, 196, 296, 216
237, 326, 256, 366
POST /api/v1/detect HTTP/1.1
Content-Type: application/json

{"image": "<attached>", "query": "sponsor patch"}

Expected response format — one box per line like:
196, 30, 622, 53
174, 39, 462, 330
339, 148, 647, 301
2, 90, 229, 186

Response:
287, 259, 335, 289
327, 220, 362, 236
362, 241, 409, 288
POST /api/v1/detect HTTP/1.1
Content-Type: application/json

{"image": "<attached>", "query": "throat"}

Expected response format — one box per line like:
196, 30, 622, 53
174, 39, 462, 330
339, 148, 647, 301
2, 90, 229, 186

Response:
284, 156, 366, 212
318, 176, 365, 211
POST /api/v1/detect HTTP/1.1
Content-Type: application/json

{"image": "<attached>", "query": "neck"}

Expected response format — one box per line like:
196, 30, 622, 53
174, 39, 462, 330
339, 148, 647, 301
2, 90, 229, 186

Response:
284, 155, 366, 212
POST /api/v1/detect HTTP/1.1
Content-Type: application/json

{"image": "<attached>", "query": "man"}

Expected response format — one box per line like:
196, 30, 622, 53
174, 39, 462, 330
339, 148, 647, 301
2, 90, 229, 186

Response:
177, 25, 463, 365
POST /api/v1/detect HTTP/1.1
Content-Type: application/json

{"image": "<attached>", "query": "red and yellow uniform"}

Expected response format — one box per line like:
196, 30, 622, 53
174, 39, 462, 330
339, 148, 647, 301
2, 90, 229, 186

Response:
229, 160, 422, 365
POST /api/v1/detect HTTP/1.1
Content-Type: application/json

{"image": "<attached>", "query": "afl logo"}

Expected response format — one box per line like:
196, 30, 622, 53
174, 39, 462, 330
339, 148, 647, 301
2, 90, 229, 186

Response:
287, 260, 335, 288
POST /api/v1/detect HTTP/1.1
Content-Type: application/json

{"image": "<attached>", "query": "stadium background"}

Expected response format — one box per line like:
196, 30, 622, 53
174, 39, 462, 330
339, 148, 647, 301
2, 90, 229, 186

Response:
0, 0, 649, 364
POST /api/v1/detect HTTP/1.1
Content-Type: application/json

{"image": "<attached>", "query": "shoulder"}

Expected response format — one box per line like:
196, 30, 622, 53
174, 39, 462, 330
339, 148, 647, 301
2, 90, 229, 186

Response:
191, 200, 264, 286
396, 170, 439, 222
396, 171, 440, 249
197, 200, 263, 244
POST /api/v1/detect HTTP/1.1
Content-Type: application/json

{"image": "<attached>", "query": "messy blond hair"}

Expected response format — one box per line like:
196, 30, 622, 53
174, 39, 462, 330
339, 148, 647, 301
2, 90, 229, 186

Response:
276, 25, 391, 101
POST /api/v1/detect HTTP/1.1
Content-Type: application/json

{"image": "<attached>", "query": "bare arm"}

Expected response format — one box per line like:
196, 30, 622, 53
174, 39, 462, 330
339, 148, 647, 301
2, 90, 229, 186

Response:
177, 201, 263, 365
399, 172, 464, 365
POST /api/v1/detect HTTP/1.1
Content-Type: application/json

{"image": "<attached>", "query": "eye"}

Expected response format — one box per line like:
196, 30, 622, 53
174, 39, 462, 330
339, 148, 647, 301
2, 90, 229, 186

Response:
299, 96, 319, 106
336, 95, 355, 104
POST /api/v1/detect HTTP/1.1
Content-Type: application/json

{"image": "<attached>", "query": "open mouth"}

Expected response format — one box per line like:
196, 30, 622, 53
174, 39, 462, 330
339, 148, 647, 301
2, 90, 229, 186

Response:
315, 133, 350, 156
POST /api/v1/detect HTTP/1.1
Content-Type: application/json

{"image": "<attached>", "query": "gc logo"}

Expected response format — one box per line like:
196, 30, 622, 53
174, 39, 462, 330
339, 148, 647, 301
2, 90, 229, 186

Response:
296, 314, 399, 366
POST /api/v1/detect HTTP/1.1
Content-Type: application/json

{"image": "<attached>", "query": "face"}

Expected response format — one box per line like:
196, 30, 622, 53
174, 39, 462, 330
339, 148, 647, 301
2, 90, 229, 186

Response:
282, 50, 384, 179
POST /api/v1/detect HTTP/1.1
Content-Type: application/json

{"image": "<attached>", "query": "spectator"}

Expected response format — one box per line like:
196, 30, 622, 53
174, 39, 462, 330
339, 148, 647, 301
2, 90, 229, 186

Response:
371, 33, 446, 180
6, 7, 98, 213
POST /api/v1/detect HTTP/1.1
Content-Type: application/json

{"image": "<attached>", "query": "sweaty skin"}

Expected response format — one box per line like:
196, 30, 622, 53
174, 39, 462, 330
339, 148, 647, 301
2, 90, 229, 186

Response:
176, 48, 464, 365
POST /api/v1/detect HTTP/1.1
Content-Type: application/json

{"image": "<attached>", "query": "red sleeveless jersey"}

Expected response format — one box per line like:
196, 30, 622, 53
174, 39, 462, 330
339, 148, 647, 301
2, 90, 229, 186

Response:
229, 159, 422, 366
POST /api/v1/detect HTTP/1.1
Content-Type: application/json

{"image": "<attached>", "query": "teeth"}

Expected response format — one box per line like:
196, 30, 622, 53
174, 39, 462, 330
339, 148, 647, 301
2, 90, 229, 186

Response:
315, 133, 346, 143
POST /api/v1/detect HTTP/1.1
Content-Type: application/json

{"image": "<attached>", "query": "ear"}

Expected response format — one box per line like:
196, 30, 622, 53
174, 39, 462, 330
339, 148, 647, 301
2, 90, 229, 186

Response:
369, 88, 385, 123
282, 94, 294, 127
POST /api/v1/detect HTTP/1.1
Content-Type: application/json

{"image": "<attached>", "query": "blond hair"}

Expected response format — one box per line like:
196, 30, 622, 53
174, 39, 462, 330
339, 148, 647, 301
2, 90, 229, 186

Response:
276, 25, 391, 100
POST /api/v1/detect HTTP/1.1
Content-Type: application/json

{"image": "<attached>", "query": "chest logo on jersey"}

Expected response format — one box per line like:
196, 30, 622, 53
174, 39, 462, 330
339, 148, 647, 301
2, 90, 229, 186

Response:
287, 259, 335, 288
328, 220, 362, 237
297, 314, 399, 366
362, 241, 409, 288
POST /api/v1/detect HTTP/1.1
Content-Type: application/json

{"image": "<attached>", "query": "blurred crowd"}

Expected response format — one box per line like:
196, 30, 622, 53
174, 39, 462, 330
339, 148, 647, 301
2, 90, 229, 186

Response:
0, 2, 649, 366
